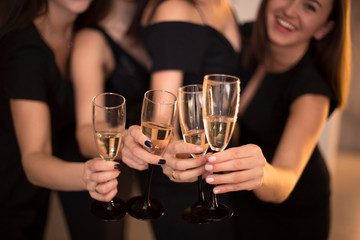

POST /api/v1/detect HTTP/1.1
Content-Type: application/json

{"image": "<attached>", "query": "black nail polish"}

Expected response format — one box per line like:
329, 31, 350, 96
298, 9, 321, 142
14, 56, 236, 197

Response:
145, 140, 152, 148
114, 164, 121, 170
158, 159, 166, 165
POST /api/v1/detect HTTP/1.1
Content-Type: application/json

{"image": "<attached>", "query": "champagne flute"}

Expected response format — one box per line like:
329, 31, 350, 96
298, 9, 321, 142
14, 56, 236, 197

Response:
195, 74, 240, 222
91, 92, 127, 221
178, 84, 209, 223
126, 89, 177, 220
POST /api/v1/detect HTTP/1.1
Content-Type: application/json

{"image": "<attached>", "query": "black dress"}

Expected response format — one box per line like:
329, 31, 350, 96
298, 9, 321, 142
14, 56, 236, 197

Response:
233, 23, 337, 240
57, 25, 150, 240
0, 23, 67, 239
141, 21, 240, 240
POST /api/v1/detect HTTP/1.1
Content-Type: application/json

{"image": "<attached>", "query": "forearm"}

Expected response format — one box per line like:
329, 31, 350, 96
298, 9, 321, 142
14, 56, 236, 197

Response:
22, 152, 86, 191
253, 161, 298, 203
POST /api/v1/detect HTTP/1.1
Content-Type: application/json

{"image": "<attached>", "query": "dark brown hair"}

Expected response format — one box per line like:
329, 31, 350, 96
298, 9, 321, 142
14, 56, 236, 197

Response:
243, 0, 351, 109
0, 0, 47, 39
75, 0, 111, 30
0, 0, 111, 38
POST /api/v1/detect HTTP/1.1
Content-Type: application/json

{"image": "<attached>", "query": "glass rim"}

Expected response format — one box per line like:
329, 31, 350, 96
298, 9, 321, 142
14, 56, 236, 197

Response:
204, 73, 240, 83
92, 92, 126, 109
178, 84, 202, 94
144, 89, 177, 105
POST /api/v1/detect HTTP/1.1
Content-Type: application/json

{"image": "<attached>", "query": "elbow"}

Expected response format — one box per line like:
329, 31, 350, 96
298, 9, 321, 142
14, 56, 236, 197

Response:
22, 164, 42, 187
78, 143, 92, 158
76, 130, 94, 158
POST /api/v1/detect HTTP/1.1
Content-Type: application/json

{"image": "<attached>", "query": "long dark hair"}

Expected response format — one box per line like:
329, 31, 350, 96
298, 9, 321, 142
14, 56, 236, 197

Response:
127, 0, 149, 36
243, 0, 351, 109
75, 0, 111, 30
0, 0, 111, 39
0, 0, 47, 39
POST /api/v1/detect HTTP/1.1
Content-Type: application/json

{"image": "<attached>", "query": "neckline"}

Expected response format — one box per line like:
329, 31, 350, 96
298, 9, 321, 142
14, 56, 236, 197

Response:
264, 49, 312, 79
30, 23, 69, 80
144, 21, 241, 55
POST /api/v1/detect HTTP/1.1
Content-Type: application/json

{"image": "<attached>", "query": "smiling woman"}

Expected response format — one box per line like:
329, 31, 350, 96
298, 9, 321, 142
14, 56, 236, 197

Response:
266, 0, 335, 50
200, 0, 351, 239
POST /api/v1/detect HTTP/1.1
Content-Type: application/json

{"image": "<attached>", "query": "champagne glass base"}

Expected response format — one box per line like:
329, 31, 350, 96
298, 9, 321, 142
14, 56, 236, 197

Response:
181, 201, 210, 224
126, 196, 164, 220
90, 198, 126, 222
182, 203, 210, 224
192, 203, 234, 222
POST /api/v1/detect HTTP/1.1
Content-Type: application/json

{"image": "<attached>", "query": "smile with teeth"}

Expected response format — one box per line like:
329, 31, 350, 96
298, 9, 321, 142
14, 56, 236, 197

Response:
276, 17, 296, 31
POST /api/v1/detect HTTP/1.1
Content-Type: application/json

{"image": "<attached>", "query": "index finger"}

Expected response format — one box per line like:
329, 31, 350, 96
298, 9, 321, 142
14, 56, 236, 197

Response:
165, 140, 205, 156
128, 125, 152, 149
86, 158, 121, 172
207, 145, 261, 163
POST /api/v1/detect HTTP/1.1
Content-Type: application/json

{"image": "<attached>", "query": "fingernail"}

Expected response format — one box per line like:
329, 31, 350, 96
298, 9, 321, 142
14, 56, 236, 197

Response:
145, 140, 152, 148
195, 146, 203, 152
205, 164, 213, 171
158, 159, 166, 165
214, 188, 221, 194
114, 164, 121, 170
208, 156, 216, 162
206, 177, 214, 183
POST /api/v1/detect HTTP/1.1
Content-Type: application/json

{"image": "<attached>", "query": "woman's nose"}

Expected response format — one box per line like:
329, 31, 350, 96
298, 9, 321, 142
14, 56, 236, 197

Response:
283, 0, 299, 17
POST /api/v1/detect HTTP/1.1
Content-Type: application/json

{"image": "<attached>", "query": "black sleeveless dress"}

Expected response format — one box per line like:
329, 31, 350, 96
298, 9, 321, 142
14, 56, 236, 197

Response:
0, 23, 69, 239
58, 25, 150, 240
140, 21, 240, 240
232, 23, 336, 240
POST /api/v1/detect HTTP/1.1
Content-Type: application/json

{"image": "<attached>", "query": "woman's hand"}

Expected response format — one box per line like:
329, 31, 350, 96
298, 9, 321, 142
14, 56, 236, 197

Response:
122, 125, 167, 170
161, 140, 208, 183
82, 158, 121, 202
204, 144, 266, 194
122, 125, 207, 181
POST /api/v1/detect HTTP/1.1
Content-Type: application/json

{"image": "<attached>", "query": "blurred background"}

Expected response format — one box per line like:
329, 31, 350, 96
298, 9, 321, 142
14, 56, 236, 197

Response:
45, 1, 360, 239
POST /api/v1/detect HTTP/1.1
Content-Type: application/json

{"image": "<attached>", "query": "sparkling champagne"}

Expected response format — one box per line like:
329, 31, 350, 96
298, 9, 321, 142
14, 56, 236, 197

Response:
142, 121, 173, 156
183, 129, 209, 158
203, 116, 236, 152
95, 131, 123, 161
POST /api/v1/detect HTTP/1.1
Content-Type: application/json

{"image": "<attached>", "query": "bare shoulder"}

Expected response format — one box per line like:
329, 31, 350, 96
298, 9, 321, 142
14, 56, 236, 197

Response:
143, 0, 202, 25
73, 28, 107, 52
71, 28, 112, 68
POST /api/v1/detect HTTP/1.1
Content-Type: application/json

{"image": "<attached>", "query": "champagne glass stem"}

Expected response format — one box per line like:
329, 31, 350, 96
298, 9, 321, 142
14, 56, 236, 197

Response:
197, 176, 205, 204
142, 164, 155, 209
209, 185, 219, 210
106, 201, 115, 211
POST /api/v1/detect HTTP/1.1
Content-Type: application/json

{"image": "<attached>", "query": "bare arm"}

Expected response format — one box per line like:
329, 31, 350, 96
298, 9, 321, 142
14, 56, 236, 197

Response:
71, 29, 110, 158
10, 99, 86, 190
254, 94, 330, 202
10, 99, 121, 201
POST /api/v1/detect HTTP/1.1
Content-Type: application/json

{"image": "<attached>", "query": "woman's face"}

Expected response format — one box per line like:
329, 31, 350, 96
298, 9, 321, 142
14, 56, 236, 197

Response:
265, 0, 334, 48
49, 0, 93, 15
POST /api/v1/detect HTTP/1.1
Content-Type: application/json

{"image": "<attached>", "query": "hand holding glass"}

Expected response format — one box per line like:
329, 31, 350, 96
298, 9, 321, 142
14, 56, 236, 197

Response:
91, 92, 126, 221
194, 74, 240, 222
178, 84, 209, 223
126, 90, 177, 220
